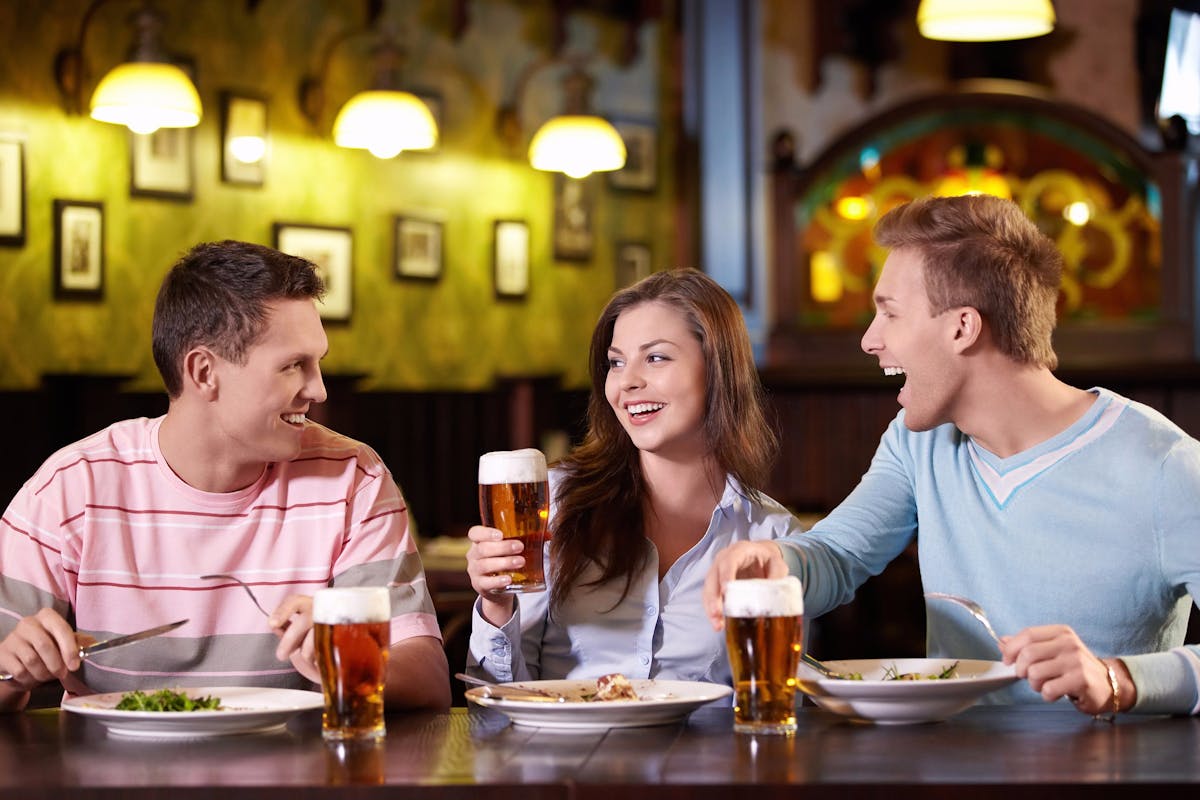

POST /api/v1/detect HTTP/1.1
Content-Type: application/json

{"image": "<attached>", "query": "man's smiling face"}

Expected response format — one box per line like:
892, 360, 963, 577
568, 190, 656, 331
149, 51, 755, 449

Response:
208, 298, 329, 470
860, 248, 967, 432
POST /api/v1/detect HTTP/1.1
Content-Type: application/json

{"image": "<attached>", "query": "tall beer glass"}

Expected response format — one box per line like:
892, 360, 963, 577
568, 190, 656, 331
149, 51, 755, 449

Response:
724, 576, 804, 735
313, 586, 390, 740
478, 448, 549, 593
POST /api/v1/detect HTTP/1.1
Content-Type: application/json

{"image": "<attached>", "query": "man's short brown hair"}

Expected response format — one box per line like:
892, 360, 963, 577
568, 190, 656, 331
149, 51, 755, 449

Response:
152, 241, 324, 398
874, 194, 1063, 369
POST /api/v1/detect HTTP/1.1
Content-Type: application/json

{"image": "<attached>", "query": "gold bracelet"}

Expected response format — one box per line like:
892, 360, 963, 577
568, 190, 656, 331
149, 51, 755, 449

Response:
1094, 661, 1119, 723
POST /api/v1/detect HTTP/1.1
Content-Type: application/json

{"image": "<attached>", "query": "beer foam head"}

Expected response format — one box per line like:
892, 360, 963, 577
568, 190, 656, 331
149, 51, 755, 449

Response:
723, 576, 803, 617
478, 448, 548, 485
313, 587, 391, 624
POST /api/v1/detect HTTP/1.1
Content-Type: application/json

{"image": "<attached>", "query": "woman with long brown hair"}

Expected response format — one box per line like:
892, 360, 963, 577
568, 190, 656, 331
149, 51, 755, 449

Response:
465, 268, 802, 685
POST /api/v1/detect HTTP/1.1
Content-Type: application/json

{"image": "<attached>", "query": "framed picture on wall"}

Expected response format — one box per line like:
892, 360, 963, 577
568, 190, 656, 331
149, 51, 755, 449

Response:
274, 223, 354, 323
131, 127, 193, 200
53, 199, 104, 300
220, 92, 268, 186
394, 215, 444, 281
553, 174, 594, 262
0, 138, 25, 246
493, 219, 530, 299
615, 241, 652, 289
608, 120, 657, 192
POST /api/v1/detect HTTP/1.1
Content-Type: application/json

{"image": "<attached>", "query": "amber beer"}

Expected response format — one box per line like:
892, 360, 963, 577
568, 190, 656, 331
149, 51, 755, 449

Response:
478, 449, 549, 593
724, 577, 804, 735
313, 587, 391, 740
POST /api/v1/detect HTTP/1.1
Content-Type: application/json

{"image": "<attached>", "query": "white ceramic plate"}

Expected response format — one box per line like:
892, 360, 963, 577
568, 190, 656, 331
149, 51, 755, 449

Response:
465, 679, 732, 730
62, 686, 324, 739
797, 657, 1018, 725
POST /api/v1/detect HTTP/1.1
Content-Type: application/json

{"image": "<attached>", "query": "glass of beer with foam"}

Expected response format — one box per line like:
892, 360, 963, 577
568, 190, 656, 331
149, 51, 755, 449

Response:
478, 448, 550, 593
724, 576, 804, 735
313, 586, 391, 740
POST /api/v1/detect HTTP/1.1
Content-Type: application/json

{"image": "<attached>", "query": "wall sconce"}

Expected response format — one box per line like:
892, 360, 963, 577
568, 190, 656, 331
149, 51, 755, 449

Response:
917, 0, 1056, 42
300, 30, 437, 160
54, 0, 201, 134
499, 62, 626, 180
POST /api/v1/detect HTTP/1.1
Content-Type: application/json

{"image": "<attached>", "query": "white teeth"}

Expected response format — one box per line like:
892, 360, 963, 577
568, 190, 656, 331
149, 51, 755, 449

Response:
627, 402, 666, 415
883, 367, 906, 377
282, 413, 306, 424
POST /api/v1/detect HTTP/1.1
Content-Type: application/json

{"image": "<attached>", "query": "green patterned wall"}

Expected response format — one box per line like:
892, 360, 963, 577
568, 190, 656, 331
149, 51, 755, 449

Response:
0, 0, 674, 391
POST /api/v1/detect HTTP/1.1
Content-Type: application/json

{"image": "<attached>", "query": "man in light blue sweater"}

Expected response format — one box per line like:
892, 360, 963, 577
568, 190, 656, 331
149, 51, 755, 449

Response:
704, 194, 1200, 716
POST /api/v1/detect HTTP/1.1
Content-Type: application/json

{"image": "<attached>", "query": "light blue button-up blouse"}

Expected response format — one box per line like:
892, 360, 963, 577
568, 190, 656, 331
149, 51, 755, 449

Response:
466, 471, 803, 685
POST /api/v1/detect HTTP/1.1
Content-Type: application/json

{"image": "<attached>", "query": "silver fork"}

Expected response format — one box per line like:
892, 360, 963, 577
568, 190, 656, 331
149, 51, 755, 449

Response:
925, 592, 1001, 644
201, 573, 271, 617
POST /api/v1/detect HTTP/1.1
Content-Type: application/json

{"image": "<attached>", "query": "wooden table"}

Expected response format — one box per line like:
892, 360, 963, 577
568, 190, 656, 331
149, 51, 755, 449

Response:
2, 704, 1198, 798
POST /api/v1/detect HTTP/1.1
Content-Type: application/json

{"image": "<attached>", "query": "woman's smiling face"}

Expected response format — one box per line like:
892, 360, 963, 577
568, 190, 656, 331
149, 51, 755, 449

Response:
604, 301, 709, 461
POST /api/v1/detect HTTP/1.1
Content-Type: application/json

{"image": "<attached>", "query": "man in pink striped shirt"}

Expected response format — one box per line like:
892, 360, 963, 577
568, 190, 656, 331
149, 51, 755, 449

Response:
0, 241, 450, 711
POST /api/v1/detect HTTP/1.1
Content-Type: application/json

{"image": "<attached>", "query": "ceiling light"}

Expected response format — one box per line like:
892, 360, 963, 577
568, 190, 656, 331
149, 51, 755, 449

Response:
917, 0, 1056, 42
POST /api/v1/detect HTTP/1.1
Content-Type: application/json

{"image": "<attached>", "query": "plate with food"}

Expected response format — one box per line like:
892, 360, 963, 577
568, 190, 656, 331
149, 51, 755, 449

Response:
62, 686, 324, 739
464, 673, 732, 730
797, 657, 1018, 725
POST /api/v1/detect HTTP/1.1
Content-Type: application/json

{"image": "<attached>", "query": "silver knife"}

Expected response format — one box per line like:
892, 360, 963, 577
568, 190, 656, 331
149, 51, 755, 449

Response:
0, 619, 188, 681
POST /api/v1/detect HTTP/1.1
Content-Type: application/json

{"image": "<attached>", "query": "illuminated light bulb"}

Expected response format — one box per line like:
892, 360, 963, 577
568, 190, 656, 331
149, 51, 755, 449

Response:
810, 251, 843, 303
835, 196, 872, 221
229, 135, 265, 164
1063, 201, 1091, 226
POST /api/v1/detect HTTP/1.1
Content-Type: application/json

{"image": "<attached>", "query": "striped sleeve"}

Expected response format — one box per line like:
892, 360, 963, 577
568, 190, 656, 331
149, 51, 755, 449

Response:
332, 449, 442, 645
0, 456, 80, 632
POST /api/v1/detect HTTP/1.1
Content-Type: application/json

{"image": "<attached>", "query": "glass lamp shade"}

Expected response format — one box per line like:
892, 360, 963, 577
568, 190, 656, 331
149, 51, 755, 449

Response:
332, 90, 438, 159
89, 61, 202, 134
528, 115, 627, 179
917, 0, 1055, 42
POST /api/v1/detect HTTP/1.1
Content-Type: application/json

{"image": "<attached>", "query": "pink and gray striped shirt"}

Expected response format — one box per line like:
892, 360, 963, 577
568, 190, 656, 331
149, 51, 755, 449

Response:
0, 416, 440, 693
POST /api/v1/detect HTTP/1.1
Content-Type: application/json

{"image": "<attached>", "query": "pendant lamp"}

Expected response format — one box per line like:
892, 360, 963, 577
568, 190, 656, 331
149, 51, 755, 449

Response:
54, 2, 201, 134
527, 67, 626, 179
917, 0, 1056, 42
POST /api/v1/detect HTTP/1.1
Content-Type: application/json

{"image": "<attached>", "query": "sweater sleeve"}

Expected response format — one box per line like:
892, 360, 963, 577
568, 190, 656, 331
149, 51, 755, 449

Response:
1129, 439, 1200, 714
778, 415, 919, 619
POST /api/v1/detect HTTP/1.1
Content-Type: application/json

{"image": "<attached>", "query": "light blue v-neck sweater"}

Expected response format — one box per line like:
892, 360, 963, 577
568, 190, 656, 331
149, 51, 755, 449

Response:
780, 388, 1200, 713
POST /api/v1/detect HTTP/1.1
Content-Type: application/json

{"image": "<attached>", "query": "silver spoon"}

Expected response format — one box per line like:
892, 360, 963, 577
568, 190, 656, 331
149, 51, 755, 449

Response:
926, 592, 1001, 644
201, 573, 271, 617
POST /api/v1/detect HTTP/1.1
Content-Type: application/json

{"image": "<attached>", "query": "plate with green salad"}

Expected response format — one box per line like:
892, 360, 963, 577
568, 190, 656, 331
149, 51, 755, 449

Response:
796, 658, 1018, 725
62, 686, 323, 739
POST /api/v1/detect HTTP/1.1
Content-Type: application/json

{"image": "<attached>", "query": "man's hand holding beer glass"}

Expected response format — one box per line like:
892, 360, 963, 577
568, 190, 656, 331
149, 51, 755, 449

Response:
467, 449, 551, 627
702, 540, 791, 631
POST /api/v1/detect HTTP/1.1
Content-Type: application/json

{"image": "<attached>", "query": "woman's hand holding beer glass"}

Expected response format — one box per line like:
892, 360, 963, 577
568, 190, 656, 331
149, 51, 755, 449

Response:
468, 449, 551, 627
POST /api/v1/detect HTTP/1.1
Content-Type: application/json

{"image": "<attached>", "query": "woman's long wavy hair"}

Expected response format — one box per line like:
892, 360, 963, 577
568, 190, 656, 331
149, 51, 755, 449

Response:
549, 268, 779, 612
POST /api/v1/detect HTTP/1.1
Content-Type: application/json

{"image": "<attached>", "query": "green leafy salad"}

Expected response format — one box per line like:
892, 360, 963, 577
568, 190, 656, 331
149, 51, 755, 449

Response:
114, 688, 222, 712
839, 661, 960, 681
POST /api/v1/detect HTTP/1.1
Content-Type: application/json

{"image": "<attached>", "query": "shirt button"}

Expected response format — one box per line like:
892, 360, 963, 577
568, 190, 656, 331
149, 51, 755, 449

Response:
640, 656, 650, 665
645, 606, 656, 617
